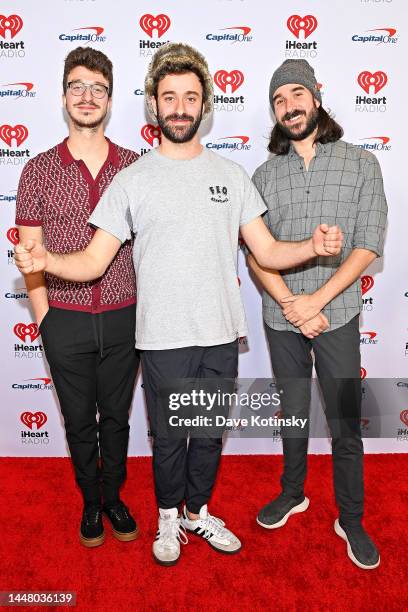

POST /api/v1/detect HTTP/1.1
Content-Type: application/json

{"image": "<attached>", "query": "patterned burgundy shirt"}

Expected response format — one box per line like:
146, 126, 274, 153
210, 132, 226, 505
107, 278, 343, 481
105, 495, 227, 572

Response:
16, 138, 138, 313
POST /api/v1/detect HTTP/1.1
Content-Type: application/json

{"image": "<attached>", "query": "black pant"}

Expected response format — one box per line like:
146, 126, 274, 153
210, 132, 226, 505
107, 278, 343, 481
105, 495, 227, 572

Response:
141, 340, 238, 513
40, 306, 139, 505
265, 316, 364, 526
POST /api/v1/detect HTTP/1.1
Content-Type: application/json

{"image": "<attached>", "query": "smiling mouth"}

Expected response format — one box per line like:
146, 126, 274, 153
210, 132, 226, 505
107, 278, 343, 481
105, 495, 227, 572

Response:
285, 113, 304, 124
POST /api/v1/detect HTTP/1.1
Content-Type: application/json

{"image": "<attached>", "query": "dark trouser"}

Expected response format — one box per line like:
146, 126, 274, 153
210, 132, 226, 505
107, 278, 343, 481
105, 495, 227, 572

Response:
141, 340, 238, 513
40, 305, 139, 505
265, 315, 364, 526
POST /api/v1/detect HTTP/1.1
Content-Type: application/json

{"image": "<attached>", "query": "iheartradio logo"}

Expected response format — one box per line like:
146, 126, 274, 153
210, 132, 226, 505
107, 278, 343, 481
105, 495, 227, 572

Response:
0, 14, 23, 39
0, 124, 28, 147
139, 14, 171, 38
141, 124, 161, 147
20, 411, 47, 430
400, 410, 408, 428
7, 227, 19, 245
14, 323, 40, 343
361, 275, 374, 296
214, 70, 244, 94
357, 71, 387, 94
360, 367, 367, 380
287, 15, 318, 39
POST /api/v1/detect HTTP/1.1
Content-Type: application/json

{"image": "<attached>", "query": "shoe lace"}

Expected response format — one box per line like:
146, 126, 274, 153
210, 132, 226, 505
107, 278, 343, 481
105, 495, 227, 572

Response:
85, 505, 101, 526
201, 513, 227, 540
110, 503, 129, 521
159, 518, 188, 548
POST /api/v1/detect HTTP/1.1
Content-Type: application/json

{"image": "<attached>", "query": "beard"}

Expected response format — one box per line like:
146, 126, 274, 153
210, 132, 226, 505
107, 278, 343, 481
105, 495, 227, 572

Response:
157, 110, 202, 144
66, 104, 108, 130
276, 106, 319, 141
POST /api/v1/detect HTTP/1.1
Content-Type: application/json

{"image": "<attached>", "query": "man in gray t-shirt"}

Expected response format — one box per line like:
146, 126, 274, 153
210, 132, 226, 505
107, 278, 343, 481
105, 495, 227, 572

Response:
14, 43, 343, 567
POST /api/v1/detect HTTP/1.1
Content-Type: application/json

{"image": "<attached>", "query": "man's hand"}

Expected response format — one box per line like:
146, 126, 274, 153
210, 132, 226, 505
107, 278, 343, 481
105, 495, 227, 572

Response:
299, 312, 329, 339
312, 224, 343, 256
14, 239, 47, 274
280, 293, 324, 327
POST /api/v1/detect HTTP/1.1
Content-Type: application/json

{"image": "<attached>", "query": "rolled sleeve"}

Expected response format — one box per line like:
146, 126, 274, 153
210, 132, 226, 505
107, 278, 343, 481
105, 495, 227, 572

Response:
89, 176, 132, 244
352, 155, 388, 257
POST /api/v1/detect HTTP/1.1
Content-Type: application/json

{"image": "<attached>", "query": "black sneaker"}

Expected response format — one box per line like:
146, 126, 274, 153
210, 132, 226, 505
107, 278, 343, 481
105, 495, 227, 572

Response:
103, 501, 139, 542
334, 519, 380, 569
257, 492, 310, 529
80, 504, 105, 548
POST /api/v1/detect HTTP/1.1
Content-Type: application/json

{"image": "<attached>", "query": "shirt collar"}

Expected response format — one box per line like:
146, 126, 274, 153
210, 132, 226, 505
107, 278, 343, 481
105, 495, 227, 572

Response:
57, 137, 120, 168
288, 140, 329, 159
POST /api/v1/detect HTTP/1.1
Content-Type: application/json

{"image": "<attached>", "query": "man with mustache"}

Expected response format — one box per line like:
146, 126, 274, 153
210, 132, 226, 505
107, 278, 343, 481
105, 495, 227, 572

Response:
15, 47, 139, 547
15, 44, 343, 566
249, 59, 387, 569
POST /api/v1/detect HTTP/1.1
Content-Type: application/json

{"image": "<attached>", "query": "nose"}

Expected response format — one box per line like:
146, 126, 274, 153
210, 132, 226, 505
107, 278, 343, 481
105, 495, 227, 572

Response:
175, 96, 186, 117
81, 85, 93, 102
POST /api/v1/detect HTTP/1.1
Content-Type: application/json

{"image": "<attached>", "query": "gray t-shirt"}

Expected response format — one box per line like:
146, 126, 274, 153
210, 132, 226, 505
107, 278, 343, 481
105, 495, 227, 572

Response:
89, 147, 266, 350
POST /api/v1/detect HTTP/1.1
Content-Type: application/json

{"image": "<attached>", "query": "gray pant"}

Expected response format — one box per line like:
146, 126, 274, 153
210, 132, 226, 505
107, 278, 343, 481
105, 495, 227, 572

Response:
265, 315, 364, 526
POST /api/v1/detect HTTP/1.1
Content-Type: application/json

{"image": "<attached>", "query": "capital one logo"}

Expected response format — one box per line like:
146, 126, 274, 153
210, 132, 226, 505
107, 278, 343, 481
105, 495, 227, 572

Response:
214, 70, 244, 94
14, 323, 40, 343
361, 275, 374, 295
0, 124, 28, 147
20, 411, 47, 430
139, 14, 171, 38
141, 124, 161, 147
0, 14, 23, 39
400, 410, 408, 427
357, 71, 387, 94
7, 227, 19, 245
287, 15, 318, 39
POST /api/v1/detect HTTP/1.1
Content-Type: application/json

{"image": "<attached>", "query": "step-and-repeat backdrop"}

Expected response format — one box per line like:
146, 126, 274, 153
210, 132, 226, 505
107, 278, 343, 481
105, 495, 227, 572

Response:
1, 0, 407, 457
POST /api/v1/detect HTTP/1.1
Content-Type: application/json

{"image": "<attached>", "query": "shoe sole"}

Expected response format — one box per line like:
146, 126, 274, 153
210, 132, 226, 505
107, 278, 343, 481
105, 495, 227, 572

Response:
256, 497, 310, 530
152, 551, 180, 567
185, 526, 242, 554
112, 526, 140, 542
334, 519, 380, 570
79, 530, 105, 548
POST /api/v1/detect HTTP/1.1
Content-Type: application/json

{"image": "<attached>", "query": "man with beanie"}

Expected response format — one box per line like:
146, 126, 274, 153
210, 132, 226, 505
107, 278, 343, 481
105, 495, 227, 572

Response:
15, 47, 140, 547
249, 59, 387, 569
15, 45, 343, 566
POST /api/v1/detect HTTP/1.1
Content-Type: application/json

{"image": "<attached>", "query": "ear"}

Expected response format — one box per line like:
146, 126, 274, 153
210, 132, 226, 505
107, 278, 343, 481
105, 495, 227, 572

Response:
62, 93, 66, 109
107, 97, 113, 112
150, 95, 158, 117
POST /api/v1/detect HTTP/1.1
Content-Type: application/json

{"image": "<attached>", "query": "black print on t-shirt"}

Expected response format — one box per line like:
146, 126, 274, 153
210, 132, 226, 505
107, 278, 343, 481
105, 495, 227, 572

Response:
209, 185, 229, 204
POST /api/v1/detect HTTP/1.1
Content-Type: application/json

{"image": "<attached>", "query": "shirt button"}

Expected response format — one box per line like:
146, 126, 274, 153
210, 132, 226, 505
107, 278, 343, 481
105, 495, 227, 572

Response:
306, 190, 310, 194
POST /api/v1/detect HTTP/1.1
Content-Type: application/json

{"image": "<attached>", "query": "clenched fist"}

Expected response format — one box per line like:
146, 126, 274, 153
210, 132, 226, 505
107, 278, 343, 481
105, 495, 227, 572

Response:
312, 224, 343, 257
14, 239, 48, 274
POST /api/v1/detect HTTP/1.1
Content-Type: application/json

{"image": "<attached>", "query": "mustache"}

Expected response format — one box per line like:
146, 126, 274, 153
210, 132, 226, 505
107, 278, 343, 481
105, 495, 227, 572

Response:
74, 102, 100, 109
164, 113, 194, 122
282, 110, 306, 122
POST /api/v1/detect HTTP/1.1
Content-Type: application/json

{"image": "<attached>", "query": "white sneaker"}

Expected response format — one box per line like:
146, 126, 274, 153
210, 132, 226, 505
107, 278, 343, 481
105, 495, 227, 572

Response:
181, 504, 242, 554
152, 508, 188, 566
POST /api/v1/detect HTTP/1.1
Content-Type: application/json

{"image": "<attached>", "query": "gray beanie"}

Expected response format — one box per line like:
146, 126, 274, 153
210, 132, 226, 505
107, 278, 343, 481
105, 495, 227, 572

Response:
269, 59, 321, 107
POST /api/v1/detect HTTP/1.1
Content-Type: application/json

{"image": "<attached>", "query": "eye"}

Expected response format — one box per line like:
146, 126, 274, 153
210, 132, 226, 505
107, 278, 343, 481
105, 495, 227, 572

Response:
164, 96, 174, 103
187, 96, 197, 103
275, 99, 283, 106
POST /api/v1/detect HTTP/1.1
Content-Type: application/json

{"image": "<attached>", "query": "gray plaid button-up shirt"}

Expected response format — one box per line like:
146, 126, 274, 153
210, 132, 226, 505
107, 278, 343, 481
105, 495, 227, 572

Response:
252, 139, 387, 333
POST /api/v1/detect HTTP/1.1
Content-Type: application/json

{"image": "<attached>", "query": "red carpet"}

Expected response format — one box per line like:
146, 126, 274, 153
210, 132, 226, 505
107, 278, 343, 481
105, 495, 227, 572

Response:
0, 454, 407, 611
